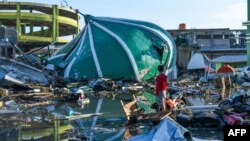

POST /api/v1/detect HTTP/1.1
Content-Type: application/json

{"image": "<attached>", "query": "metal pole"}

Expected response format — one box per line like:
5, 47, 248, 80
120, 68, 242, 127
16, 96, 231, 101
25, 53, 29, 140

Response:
247, 0, 250, 65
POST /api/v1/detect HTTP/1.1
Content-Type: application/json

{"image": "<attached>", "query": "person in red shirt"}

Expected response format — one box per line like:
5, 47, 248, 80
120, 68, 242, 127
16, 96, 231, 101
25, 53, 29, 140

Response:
156, 65, 169, 111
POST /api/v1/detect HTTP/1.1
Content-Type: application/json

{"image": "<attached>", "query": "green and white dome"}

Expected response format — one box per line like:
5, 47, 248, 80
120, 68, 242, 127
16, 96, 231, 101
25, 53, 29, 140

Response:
48, 15, 176, 81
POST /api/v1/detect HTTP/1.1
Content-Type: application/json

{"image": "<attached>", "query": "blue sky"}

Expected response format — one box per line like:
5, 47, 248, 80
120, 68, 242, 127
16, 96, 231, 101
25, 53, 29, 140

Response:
10, 0, 247, 29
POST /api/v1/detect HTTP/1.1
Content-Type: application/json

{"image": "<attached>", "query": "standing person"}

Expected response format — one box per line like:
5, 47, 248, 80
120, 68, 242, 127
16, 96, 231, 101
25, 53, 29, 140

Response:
156, 65, 169, 111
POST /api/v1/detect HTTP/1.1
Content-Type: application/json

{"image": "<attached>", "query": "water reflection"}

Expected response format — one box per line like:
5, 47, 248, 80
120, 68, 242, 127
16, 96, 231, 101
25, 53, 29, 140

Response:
0, 110, 74, 141
0, 86, 249, 141
0, 96, 127, 141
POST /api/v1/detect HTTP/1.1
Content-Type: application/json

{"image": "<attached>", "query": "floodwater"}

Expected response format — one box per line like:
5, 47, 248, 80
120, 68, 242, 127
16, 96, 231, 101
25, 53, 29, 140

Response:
0, 86, 143, 141
0, 96, 127, 141
0, 87, 247, 141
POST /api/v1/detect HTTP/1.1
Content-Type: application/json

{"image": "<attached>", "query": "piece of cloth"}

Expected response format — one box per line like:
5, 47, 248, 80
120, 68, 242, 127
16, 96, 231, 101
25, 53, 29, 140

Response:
156, 90, 167, 111
166, 99, 175, 110
228, 115, 243, 125
156, 73, 168, 95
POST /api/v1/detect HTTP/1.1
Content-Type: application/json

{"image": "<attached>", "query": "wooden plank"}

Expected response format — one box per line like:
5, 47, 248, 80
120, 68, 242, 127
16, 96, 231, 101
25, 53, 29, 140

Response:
121, 94, 171, 123
121, 100, 139, 118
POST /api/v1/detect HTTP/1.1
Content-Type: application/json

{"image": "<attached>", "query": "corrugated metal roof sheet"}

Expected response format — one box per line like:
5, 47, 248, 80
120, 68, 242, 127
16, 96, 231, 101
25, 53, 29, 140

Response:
211, 55, 247, 63
201, 48, 246, 52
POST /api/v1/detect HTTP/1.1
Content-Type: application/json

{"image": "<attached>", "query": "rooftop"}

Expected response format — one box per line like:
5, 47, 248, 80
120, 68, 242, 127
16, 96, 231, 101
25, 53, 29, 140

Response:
211, 55, 247, 63
201, 48, 247, 52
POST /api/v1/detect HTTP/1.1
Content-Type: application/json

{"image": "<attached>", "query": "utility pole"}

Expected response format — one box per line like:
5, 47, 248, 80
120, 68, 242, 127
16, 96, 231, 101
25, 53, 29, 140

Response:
244, 0, 250, 65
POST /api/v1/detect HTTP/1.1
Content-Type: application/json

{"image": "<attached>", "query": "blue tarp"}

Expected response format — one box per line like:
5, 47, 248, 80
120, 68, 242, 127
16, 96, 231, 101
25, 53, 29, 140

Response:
0, 69, 5, 80
127, 117, 192, 141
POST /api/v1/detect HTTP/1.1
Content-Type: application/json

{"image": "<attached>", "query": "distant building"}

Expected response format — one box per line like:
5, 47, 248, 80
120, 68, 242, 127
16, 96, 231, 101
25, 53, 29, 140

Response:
167, 24, 247, 69
168, 26, 246, 49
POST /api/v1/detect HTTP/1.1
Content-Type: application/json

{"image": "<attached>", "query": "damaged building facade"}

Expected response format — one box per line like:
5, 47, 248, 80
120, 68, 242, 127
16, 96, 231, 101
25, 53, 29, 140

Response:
168, 24, 247, 69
